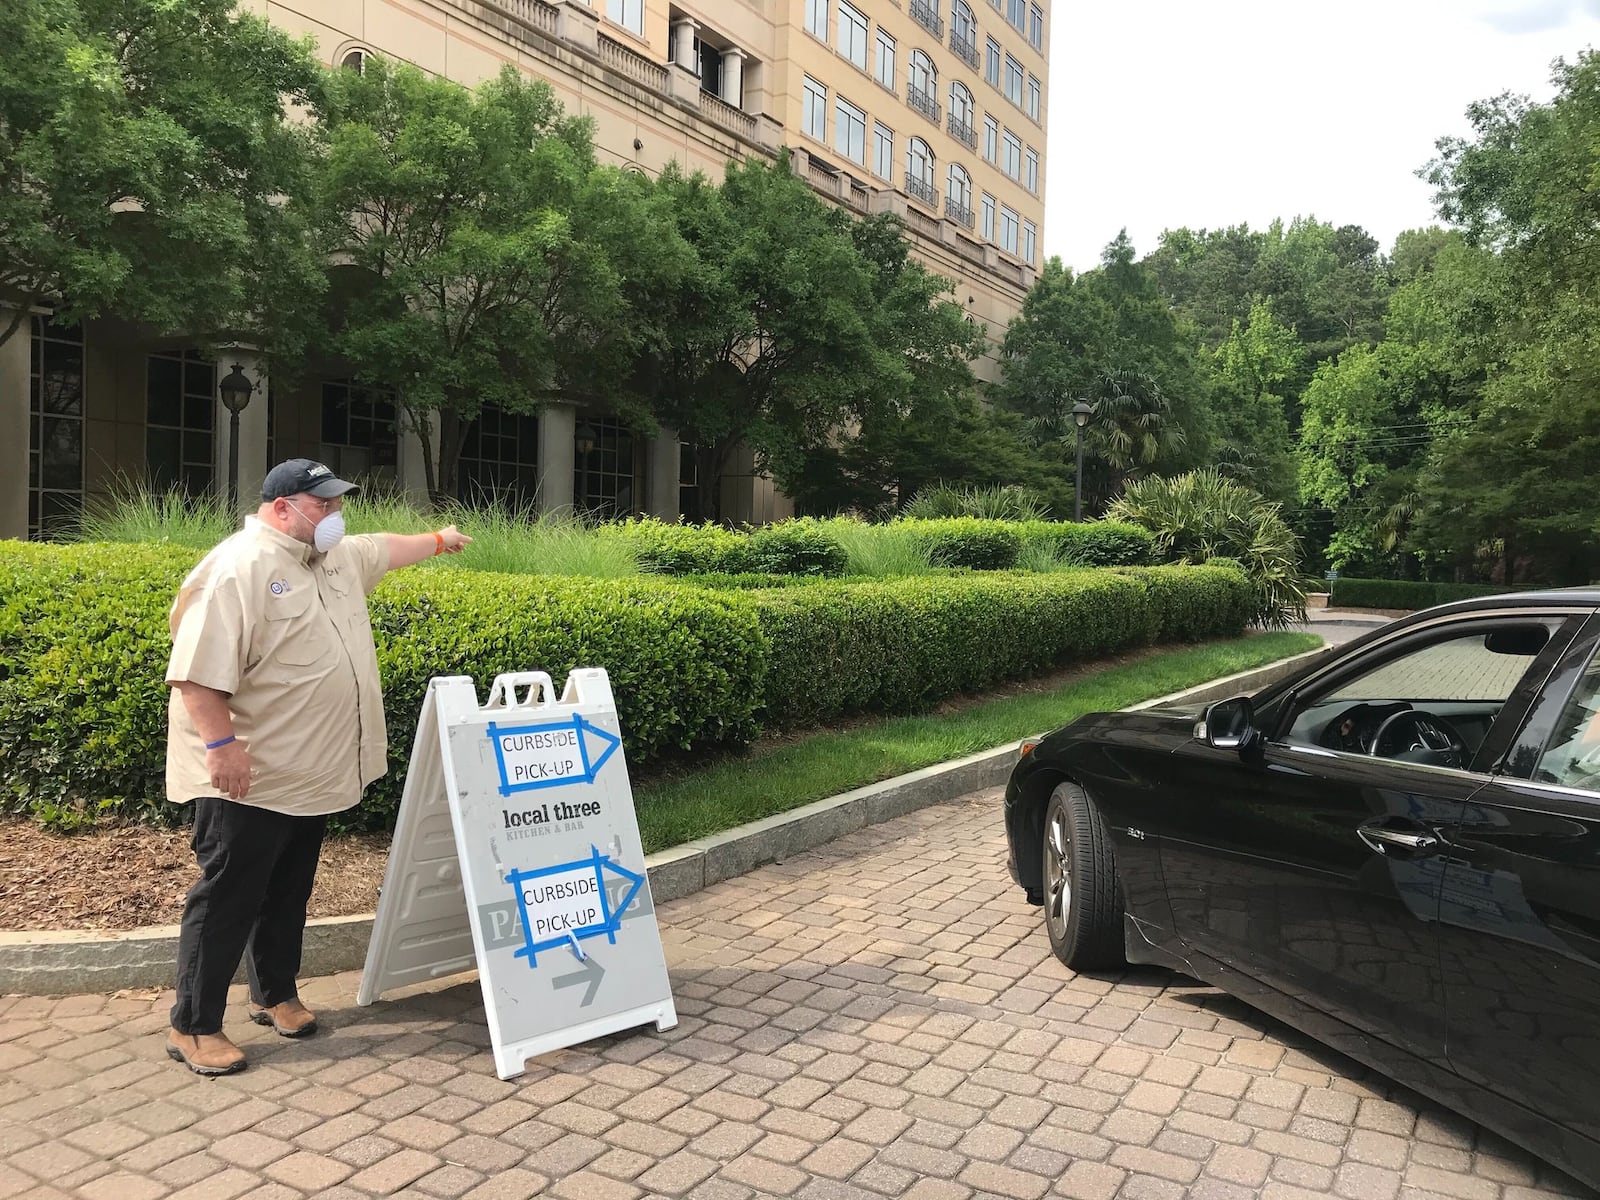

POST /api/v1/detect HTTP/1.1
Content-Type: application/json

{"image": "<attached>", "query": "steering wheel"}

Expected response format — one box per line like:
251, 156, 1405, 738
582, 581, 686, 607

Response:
1369, 708, 1467, 767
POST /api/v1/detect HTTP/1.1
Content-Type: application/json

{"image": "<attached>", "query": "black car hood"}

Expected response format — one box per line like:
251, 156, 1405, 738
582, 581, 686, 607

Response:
1041, 703, 1203, 755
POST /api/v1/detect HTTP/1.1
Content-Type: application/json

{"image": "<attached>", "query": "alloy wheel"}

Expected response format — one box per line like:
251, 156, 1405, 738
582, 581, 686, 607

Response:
1044, 803, 1072, 938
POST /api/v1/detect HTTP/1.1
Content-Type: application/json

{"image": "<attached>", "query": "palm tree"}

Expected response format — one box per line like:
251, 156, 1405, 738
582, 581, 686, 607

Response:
1028, 367, 1185, 515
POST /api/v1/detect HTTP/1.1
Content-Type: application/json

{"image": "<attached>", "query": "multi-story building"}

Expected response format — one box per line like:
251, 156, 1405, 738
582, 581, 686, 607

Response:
1, 0, 1047, 540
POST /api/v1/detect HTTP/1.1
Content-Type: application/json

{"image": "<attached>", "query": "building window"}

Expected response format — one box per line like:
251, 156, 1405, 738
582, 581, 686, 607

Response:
803, 76, 828, 141
678, 442, 700, 519
838, 2, 869, 70
1029, 3, 1044, 49
981, 193, 996, 240
339, 47, 369, 73
28, 317, 83, 540
1004, 54, 1024, 105
575, 416, 635, 519
873, 121, 894, 179
146, 349, 214, 499
1027, 74, 1041, 120
949, 81, 975, 130
946, 162, 973, 219
1023, 219, 1037, 265
836, 95, 867, 164
1001, 127, 1022, 179
951, 0, 977, 49
806, 0, 827, 38
1000, 204, 1020, 253
905, 135, 936, 205
457, 404, 540, 509
320, 379, 397, 483
910, 49, 937, 96
1025, 145, 1039, 192
607, 0, 643, 35
985, 36, 1001, 86
876, 28, 896, 88
983, 113, 999, 162
1007, 0, 1025, 32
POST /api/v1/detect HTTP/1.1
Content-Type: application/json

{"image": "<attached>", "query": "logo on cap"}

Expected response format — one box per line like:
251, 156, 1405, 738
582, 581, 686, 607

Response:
307, 464, 332, 479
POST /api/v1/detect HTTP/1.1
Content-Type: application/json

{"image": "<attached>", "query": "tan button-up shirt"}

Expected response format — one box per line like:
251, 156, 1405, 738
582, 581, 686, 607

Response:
165, 518, 390, 816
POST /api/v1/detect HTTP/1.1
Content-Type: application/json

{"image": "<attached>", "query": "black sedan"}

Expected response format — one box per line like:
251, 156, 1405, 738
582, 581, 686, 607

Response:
1004, 590, 1600, 1189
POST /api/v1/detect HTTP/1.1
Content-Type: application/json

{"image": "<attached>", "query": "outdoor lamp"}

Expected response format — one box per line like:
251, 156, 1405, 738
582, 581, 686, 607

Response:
218, 363, 255, 511
575, 423, 598, 457
1071, 400, 1095, 523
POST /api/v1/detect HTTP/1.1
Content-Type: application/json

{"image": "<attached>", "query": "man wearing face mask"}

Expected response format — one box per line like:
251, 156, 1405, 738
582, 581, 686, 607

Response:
163, 458, 472, 1075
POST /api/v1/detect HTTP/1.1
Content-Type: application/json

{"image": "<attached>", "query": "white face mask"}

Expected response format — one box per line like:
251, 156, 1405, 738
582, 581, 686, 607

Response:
289, 501, 346, 553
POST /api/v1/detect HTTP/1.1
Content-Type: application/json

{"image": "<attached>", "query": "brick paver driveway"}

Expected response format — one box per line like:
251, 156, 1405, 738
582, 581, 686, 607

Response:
2, 788, 1593, 1200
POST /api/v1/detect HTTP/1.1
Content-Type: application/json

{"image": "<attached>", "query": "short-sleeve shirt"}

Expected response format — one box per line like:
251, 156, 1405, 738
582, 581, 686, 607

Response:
165, 518, 390, 816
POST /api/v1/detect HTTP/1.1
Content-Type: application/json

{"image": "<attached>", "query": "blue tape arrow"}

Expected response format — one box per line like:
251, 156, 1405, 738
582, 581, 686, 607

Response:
507, 846, 647, 969
488, 714, 622, 797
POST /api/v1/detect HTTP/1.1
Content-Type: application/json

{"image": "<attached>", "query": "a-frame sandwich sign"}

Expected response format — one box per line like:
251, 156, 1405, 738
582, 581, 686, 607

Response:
357, 669, 676, 1079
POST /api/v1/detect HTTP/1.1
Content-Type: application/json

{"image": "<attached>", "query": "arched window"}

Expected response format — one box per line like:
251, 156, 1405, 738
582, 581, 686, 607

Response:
952, 0, 976, 44
907, 137, 935, 187
910, 50, 937, 98
947, 163, 973, 211
339, 47, 369, 73
949, 81, 975, 129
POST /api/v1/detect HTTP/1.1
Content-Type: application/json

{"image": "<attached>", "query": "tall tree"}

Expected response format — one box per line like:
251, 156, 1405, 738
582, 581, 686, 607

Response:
1208, 300, 1301, 505
316, 58, 674, 503
0, 0, 323, 351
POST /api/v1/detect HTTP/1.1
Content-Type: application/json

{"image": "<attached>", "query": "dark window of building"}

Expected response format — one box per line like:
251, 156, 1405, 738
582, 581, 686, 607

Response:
575, 416, 635, 519
678, 441, 700, 519
320, 379, 398, 484
146, 349, 215, 499
459, 404, 540, 510
28, 317, 84, 540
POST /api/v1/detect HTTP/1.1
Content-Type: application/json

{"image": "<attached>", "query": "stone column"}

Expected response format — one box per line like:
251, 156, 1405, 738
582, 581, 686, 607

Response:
646, 427, 680, 520
671, 18, 698, 70
211, 351, 269, 521
0, 309, 30, 539
556, 0, 600, 51
719, 47, 744, 107
536, 402, 576, 514
396, 411, 433, 509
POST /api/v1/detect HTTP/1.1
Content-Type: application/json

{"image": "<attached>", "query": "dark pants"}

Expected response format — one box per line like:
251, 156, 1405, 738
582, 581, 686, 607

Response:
170, 797, 328, 1035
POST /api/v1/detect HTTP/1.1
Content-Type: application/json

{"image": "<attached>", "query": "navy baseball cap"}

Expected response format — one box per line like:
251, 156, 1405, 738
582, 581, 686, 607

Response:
261, 458, 360, 502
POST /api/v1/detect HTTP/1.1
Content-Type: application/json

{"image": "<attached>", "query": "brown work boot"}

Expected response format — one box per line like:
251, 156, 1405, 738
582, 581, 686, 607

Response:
248, 997, 318, 1038
166, 1029, 247, 1076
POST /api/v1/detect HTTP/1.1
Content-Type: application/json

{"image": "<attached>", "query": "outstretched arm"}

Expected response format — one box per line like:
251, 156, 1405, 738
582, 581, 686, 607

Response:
384, 525, 473, 571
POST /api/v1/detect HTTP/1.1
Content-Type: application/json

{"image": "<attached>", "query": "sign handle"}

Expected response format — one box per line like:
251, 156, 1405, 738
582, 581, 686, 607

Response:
487, 672, 556, 710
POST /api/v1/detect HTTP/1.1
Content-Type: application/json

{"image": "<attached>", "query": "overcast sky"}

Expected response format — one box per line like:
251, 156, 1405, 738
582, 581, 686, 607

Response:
1044, 0, 1600, 271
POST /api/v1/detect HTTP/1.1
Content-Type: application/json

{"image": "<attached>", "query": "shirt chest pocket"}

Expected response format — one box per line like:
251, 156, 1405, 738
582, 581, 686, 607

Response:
262, 585, 337, 669
322, 572, 373, 643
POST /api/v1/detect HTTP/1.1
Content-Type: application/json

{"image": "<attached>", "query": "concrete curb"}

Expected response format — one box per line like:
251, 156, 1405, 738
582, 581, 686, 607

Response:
0, 644, 1335, 996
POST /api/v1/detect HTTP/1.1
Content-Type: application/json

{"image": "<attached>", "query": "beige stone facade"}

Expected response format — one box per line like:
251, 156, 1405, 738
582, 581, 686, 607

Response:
2, 0, 1048, 540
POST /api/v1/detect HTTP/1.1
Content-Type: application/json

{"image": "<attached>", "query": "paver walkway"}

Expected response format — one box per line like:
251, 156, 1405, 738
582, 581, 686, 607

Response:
2, 788, 1591, 1200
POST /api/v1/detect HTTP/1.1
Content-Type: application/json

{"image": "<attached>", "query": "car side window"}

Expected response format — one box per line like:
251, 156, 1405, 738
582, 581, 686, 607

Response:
1528, 647, 1600, 791
1282, 620, 1559, 762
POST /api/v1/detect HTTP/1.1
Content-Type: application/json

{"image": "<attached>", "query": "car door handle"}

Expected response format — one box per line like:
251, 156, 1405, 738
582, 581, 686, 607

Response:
1357, 821, 1441, 858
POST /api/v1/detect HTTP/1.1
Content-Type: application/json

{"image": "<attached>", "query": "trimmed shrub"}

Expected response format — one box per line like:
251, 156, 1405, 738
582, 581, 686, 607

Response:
896, 517, 1023, 570
747, 519, 848, 577
0, 542, 765, 829
1329, 577, 1523, 610
750, 565, 1251, 726
596, 517, 754, 575
902, 483, 1051, 521
1014, 520, 1155, 567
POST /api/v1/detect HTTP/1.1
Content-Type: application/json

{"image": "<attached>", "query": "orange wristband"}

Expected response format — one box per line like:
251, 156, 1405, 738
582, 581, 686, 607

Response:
433, 531, 445, 556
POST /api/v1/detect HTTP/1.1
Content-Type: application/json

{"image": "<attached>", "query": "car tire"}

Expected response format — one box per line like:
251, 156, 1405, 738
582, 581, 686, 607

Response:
1041, 782, 1126, 971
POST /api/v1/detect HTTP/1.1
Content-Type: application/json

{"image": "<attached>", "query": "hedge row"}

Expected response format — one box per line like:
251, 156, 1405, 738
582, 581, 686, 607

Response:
751, 564, 1252, 727
0, 543, 1247, 828
1328, 577, 1524, 610
599, 516, 1155, 576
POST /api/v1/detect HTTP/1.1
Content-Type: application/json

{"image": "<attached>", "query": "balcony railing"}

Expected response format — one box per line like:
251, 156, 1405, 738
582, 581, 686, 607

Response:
945, 196, 975, 228
904, 172, 939, 209
906, 83, 941, 125
947, 113, 977, 150
949, 30, 979, 69
910, 0, 944, 38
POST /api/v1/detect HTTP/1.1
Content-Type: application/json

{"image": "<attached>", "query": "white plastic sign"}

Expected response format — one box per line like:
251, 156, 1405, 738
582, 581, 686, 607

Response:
357, 669, 677, 1079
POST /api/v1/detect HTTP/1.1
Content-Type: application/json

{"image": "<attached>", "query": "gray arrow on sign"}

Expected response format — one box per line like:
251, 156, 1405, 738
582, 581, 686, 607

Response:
553, 953, 605, 1006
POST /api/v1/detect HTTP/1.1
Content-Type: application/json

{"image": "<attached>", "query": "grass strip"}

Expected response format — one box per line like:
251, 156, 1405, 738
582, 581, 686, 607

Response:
634, 632, 1322, 853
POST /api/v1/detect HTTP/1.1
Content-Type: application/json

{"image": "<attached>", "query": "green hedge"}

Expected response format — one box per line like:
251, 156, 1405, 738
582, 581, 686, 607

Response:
894, 517, 1024, 570
746, 519, 847, 576
1015, 520, 1155, 566
750, 565, 1252, 726
1328, 577, 1524, 609
596, 518, 755, 575
0, 543, 765, 829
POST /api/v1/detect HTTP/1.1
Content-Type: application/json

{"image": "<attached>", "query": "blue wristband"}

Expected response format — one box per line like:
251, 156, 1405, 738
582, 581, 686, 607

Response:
205, 735, 236, 751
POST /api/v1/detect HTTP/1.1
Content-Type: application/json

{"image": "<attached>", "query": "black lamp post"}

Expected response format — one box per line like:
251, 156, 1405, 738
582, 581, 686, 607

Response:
575, 421, 597, 513
1071, 400, 1095, 522
218, 363, 255, 511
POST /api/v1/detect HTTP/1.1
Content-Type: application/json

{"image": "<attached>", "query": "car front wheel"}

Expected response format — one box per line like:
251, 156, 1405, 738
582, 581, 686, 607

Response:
1041, 782, 1126, 971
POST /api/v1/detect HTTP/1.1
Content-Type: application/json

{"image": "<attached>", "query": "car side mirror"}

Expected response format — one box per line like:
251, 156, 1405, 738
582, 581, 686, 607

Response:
1200, 696, 1261, 754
